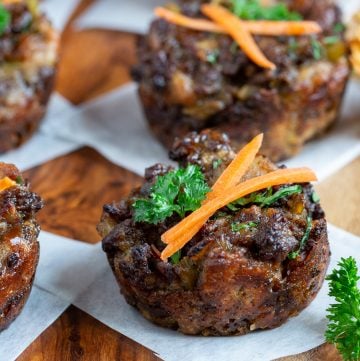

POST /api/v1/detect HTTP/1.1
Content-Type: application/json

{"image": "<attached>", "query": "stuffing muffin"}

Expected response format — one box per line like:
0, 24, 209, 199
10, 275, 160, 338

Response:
98, 130, 330, 336
133, 0, 351, 161
0, 0, 58, 152
0, 162, 43, 331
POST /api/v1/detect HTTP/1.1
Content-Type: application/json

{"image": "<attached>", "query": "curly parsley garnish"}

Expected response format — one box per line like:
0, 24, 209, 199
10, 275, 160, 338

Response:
232, 0, 302, 21
227, 185, 302, 211
325, 257, 360, 361
133, 165, 210, 225
288, 215, 312, 259
0, 4, 10, 35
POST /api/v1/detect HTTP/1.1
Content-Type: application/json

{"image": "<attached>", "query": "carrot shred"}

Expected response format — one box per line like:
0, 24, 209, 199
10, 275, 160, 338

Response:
2, 0, 22, 4
155, 7, 225, 33
0, 177, 16, 192
160, 167, 317, 260
162, 166, 317, 244
155, 7, 321, 36
205, 133, 263, 202
246, 20, 321, 36
201, 4, 275, 69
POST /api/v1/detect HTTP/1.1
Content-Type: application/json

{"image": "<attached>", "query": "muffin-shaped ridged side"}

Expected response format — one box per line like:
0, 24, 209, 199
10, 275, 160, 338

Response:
133, 0, 350, 161
0, 163, 43, 331
98, 130, 330, 336
0, 3, 58, 153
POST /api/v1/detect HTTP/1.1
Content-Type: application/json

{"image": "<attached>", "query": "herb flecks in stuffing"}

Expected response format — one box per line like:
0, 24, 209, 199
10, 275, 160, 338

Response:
231, 221, 258, 232
228, 185, 302, 211
310, 37, 324, 60
133, 165, 210, 224
288, 215, 312, 259
325, 257, 360, 361
311, 191, 320, 203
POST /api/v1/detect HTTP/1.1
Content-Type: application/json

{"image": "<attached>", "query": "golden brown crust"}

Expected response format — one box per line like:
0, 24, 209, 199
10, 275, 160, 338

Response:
0, 2, 58, 153
99, 130, 330, 336
0, 162, 43, 331
0, 69, 55, 153
133, 0, 351, 161
0, 278, 35, 331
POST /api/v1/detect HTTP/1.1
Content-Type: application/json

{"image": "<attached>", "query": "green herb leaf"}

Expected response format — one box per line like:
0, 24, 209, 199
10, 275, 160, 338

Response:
0, 4, 10, 36
212, 159, 222, 169
288, 37, 298, 59
232, 0, 302, 21
212, 211, 229, 219
15, 176, 24, 185
288, 215, 312, 259
206, 50, 219, 64
311, 191, 320, 203
325, 257, 360, 361
231, 221, 258, 232
334, 23, 345, 34
170, 250, 181, 265
228, 185, 302, 211
324, 35, 341, 45
311, 37, 324, 60
133, 165, 210, 224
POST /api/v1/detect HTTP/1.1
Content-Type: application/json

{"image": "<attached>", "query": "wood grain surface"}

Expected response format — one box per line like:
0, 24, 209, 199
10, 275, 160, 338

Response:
14, 0, 360, 359
24, 147, 142, 244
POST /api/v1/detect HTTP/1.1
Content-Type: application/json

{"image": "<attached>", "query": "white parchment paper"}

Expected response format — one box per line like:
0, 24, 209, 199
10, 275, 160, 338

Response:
0, 231, 108, 361
0, 94, 82, 171
0, 286, 68, 361
42, 0, 81, 30
75, 0, 360, 34
75, 0, 164, 34
35, 232, 108, 303
42, 80, 360, 181
72, 224, 360, 361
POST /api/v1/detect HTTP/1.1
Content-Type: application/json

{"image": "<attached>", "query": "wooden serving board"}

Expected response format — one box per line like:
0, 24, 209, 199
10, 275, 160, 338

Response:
14, 1, 360, 359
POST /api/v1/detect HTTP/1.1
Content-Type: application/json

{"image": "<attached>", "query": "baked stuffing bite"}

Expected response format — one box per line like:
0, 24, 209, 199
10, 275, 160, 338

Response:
0, 0, 58, 152
98, 130, 330, 336
0, 162, 43, 331
133, 0, 351, 161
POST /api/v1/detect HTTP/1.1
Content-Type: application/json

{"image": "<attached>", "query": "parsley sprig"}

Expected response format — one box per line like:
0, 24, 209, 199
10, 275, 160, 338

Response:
0, 4, 10, 35
325, 257, 360, 361
227, 185, 302, 211
232, 0, 302, 21
133, 165, 210, 225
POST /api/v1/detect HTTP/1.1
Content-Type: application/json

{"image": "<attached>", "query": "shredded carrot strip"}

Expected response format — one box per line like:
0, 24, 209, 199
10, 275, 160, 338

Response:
2, 0, 21, 3
246, 20, 321, 36
160, 167, 317, 260
155, 7, 321, 36
155, 7, 225, 33
201, 4, 275, 69
162, 166, 317, 244
206, 133, 263, 202
0, 177, 16, 192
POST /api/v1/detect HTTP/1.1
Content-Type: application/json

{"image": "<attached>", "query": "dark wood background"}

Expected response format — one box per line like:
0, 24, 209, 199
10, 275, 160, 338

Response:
15, 0, 360, 359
